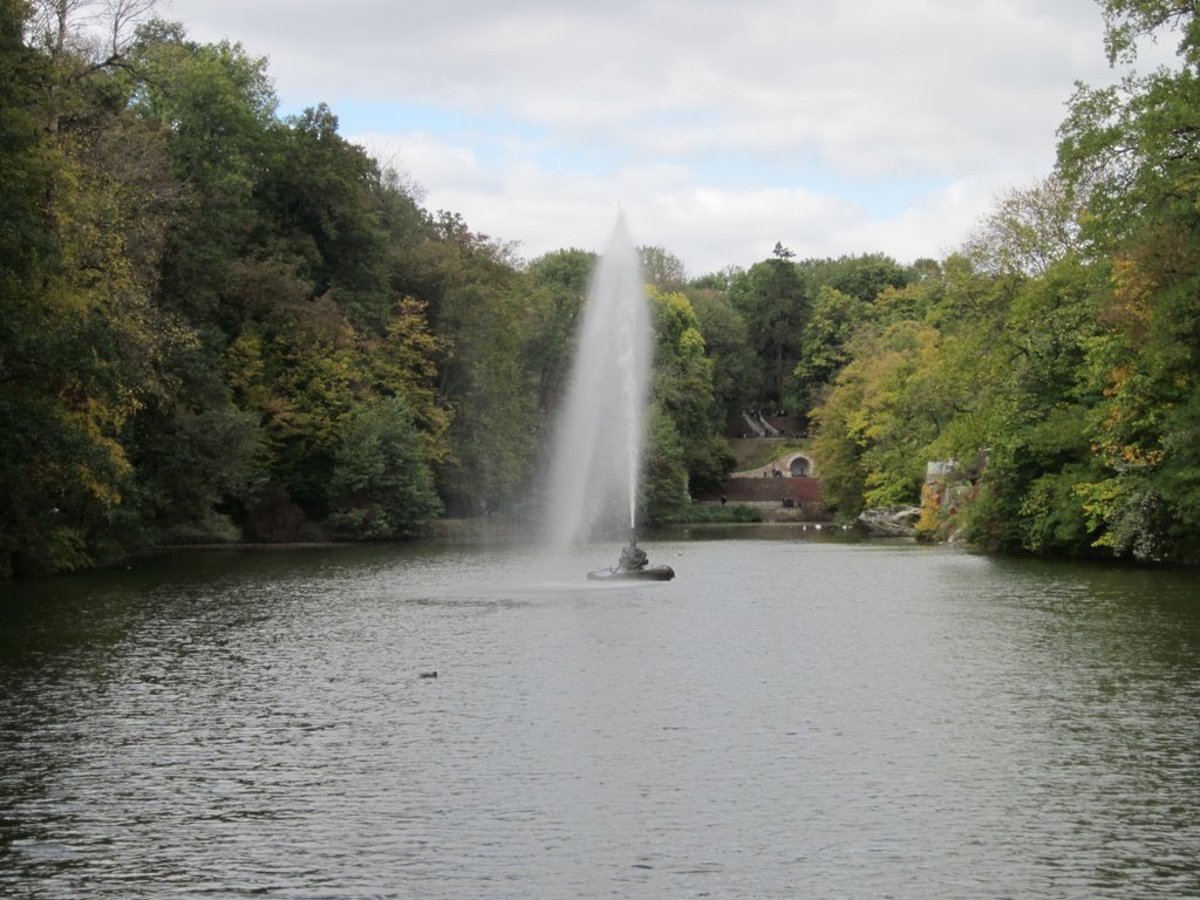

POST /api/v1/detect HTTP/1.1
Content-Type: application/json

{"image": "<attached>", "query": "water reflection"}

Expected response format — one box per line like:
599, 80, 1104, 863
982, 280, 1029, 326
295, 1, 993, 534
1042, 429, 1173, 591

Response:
2, 540, 1199, 898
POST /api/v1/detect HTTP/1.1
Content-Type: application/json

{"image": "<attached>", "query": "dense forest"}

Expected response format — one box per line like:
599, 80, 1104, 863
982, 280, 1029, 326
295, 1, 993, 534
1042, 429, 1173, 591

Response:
2, 0, 1199, 575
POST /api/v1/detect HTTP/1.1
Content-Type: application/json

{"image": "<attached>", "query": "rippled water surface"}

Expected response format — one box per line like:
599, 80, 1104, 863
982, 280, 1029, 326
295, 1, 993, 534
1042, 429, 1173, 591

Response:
2, 533, 1200, 898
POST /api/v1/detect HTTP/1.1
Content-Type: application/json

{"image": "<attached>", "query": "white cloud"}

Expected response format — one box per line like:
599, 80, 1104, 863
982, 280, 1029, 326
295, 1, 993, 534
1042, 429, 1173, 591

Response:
352, 129, 1008, 277
163, 0, 1145, 274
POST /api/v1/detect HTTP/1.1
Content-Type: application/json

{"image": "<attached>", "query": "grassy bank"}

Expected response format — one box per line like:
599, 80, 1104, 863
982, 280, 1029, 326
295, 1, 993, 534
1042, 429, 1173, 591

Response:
728, 437, 812, 472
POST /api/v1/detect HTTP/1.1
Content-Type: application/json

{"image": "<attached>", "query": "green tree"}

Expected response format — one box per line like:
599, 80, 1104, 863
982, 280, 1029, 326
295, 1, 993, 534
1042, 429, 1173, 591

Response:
809, 260, 1004, 520
1055, 0, 1200, 560
329, 398, 443, 539
791, 284, 872, 412
687, 286, 761, 424
362, 296, 451, 466
800, 253, 912, 304
260, 103, 391, 331
640, 404, 689, 523
418, 215, 538, 515
125, 24, 277, 325
1, 1, 192, 573
126, 406, 263, 542
525, 248, 594, 415
639, 245, 687, 291
808, 360, 869, 515
729, 244, 810, 406
649, 288, 734, 494
939, 259, 1106, 554
962, 176, 1081, 276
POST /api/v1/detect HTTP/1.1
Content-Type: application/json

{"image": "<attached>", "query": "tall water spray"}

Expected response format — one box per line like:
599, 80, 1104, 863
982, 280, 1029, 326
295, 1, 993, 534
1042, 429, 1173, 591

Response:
545, 215, 651, 549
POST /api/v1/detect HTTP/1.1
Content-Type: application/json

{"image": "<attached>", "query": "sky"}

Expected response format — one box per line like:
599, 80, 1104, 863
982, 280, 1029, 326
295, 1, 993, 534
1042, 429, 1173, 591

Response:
161, 0, 1138, 277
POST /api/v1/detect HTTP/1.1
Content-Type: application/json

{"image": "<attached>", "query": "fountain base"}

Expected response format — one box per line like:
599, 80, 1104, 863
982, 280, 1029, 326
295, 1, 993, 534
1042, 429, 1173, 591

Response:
586, 564, 676, 582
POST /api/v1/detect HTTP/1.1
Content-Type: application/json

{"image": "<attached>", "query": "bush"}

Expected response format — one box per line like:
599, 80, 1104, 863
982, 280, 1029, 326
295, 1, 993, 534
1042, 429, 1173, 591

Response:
659, 503, 763, 524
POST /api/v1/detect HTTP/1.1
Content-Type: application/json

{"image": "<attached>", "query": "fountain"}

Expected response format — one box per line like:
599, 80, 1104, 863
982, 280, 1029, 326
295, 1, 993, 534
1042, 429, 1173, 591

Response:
544, 214, 662, 571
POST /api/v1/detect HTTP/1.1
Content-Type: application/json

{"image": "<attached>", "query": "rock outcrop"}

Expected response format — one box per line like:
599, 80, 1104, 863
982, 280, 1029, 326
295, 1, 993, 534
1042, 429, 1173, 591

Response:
857, 506, 921, 537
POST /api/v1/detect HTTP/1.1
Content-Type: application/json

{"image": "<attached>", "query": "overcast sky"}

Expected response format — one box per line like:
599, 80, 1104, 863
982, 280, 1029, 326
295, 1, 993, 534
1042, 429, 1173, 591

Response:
162, 0, 1133, 276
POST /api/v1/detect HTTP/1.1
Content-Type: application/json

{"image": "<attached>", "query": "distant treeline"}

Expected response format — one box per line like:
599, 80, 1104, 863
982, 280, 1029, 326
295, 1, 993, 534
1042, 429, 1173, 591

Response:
3, 0, 1199, 575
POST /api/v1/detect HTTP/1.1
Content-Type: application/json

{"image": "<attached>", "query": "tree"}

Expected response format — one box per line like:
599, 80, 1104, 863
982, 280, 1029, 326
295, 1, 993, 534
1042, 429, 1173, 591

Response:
329, 398, 443, 539
648, 288, 734, 495
29, 0, 162, 58
791, 285, 872, 413
260, 103, 391, 331
808, 358, 870, 515
125, 25, 277, 325
362, 296, 450, 466
942, 259, 1106, 554
126, 406, 262, 542
687, 287, 761, 424
689, 265, 743, 293
800, 253, 912, 304
638, 245, 687, 291
962, 176, 1082, 276
1055, 0, 1200, 560
525, 248, 594, 415
28, 0, 97, 54
418, 216, 539, 515
729, 249, 810, 406
1, 0, 198, 574
102, 0, 156, 56
640, 404, 689, 523
1095, 0, 1200, 67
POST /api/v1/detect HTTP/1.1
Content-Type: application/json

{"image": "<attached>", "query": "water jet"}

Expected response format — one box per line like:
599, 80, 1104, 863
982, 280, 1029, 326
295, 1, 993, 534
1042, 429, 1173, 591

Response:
544, 215, 669, 578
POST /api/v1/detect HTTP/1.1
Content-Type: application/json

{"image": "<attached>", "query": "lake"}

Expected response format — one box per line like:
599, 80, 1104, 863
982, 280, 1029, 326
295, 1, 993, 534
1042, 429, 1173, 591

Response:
2, 529, 1199, 898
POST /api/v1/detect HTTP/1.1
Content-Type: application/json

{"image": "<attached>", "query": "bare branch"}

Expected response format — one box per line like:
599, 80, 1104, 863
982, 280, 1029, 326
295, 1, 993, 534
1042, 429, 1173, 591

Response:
26, 0, 157, 58
105, 0, 157, 56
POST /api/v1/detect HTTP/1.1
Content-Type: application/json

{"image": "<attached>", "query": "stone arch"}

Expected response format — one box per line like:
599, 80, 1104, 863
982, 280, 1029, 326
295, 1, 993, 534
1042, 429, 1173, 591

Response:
788, 454, 814, 477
